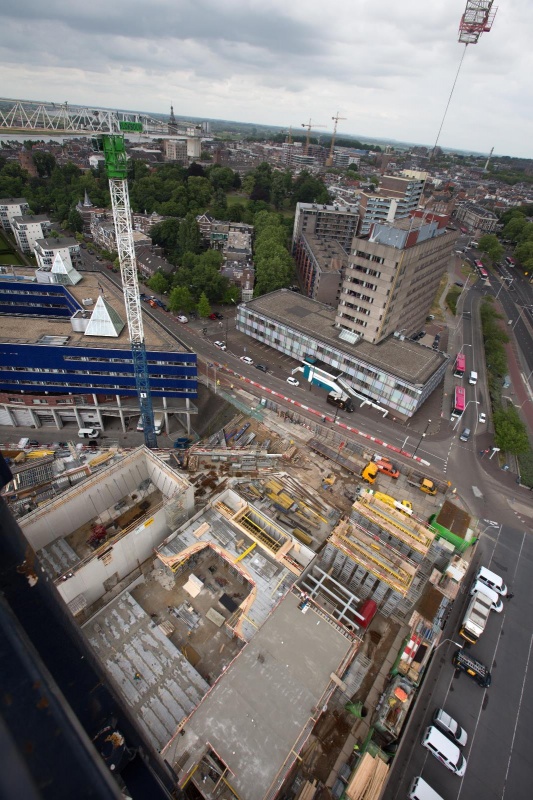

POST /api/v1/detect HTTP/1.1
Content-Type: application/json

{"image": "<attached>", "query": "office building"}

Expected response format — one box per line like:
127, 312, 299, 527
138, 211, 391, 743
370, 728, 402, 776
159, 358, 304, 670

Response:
338, 215, 458, 344
0, 197, 30, 232
164, 138, 188, 164
11, 214, 52, 253
292, 233, 348, 305
236, 289, 448, 419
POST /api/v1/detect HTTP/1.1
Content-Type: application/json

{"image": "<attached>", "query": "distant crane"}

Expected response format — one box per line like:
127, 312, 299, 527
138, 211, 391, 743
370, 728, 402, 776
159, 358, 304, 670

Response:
301, 119, 327, 155
326, 112, 347, 168
430, 0, 497, 160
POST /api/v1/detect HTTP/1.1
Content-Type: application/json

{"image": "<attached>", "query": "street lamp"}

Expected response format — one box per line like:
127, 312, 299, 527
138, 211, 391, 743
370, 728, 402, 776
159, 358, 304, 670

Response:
432, 638, 464, 654
452, 400, 479, 431
510, 304, 531, 332
412, 418, 431, 458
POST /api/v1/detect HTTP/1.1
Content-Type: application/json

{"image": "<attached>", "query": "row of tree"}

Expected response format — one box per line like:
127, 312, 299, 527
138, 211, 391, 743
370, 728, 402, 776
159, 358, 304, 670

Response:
480, 299, 529, 457
499, 208, 533, 273
253, 211, 294, 295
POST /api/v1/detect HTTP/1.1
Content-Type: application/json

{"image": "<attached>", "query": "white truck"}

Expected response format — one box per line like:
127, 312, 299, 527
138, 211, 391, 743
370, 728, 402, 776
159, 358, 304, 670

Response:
459, 590, 492, 644
137, 413, 164, 435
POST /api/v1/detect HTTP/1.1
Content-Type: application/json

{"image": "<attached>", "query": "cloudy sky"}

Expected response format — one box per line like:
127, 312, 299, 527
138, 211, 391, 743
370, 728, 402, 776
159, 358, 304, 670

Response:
1, 0, 532, 157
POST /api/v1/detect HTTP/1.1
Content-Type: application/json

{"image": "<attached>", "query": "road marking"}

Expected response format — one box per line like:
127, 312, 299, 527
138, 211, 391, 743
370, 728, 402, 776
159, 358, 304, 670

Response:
501, 632, 533, 799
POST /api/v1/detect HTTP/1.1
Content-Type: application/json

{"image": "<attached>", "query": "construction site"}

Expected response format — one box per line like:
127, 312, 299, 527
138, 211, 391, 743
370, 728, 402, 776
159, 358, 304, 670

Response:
2, 402, 478, 800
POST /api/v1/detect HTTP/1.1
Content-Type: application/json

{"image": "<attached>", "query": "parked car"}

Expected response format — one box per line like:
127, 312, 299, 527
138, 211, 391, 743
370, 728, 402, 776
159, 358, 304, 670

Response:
209, 312, 224, 320
240, 356, 253, 365
479, 412, 487, 424
28, 439, 39, 447
454, 281, 464, 287
255, 363, 268, 372
286, 376, 299, 386
176, 315, 188, 323
214, 340, 227, 351
149, 299, 158, 308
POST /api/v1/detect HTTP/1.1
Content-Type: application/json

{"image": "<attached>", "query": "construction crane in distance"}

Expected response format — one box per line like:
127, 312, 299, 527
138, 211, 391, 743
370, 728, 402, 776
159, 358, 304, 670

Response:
301, 119, 327, 155
326, 112, 347, 168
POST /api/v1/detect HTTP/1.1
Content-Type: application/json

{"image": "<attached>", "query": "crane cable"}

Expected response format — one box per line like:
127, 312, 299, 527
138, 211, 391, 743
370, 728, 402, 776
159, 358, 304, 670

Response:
431, 43, 468, 160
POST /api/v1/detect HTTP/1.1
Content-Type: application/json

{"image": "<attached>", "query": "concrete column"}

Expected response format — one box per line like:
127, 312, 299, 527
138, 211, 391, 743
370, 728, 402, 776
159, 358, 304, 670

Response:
73, 406, 83, 428
2, 405, 17, 427
162, 395, 169, 433
50, 408, 62, 430
29, 409, 41, 429
93, 394, 104, 429
185, 398, 191, 435
116, 395, 126, 433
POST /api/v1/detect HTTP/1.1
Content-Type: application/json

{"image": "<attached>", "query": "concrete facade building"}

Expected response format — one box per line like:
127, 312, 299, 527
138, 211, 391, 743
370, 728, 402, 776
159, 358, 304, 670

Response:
292, 233, 348, 305
337, 216, 458, 344
357, 174, 426, 235
0, 197, 30, 232
33, 236, 82, 270
164, 138, 188, 164
11, 215, 52, 253
237, 289, 449, 419
292, 203, 360, 254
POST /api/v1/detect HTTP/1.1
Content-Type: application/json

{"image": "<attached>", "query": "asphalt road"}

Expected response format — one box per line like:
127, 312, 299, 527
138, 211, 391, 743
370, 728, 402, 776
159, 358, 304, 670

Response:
383, 521, 533, 800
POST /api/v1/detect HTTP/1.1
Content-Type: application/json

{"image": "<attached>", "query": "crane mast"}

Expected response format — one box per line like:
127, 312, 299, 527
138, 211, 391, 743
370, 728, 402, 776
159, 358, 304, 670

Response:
95, 129, 157, 448
326, 112, 347, 168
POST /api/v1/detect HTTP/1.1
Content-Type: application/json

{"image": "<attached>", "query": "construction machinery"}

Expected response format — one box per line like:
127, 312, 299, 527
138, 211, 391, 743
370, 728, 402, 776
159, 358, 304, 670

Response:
301, 118, 327, 155
325, 112, 347, 167
0, 103, 162, 448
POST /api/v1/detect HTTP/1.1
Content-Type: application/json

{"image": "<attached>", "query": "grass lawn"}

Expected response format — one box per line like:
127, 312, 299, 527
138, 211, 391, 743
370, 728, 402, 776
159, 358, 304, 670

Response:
0, 232, 25, 266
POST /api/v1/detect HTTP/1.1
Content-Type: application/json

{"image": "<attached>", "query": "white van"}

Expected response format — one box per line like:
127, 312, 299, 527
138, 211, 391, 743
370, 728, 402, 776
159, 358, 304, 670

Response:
433, 708, 468, 746
470, 579, 503, 612
78, 427, 99, 439
476, 566, 507, 596
468, 370, 478, 385
421, 726, 467, 776
408, 776, 445, 800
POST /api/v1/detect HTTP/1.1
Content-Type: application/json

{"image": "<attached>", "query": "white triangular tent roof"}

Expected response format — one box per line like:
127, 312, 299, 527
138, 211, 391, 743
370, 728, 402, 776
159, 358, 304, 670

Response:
84, 295, 125, 337
51, 252, 82, 285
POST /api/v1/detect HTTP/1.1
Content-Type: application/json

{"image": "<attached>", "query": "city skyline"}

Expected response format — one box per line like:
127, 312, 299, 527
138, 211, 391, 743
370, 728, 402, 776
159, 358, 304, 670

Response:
1, 0, 532, 159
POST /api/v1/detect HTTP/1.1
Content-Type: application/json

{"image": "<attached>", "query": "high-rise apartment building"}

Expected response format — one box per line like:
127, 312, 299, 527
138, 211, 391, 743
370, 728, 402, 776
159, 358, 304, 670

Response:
11, 215, 51, 253
292, 202, 359, 253
336, 216, 458, 344
0, 198, 30, 233
357, 173, 426, 235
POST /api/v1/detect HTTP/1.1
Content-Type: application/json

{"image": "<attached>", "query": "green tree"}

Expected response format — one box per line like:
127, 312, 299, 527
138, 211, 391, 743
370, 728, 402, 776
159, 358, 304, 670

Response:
197, 291, 211, 318
178, 214, 202, 255
169, 285, 194, 314
502, 214, 527, 242
292, 170, 329, 204
67, 207, 84, 233
187, 175, 213, 210
32, 151, 56, 178
148, 271, 169, 295
478, 234, 503, 266
493, 407, 530, 454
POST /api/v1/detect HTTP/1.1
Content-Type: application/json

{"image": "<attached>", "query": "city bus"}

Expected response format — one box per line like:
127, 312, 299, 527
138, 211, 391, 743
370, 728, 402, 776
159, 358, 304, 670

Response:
454, 353, 466, 378
474, 259, 484, 272
505, 256, 515, 268
479, 267, 489, 280
451, 386, 466, 420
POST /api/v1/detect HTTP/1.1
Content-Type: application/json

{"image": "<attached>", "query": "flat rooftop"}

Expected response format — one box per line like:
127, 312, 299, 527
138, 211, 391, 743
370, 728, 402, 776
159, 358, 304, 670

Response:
0, 269, 188, 352
165, 590, 355, 800
242, 290, 447, 385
